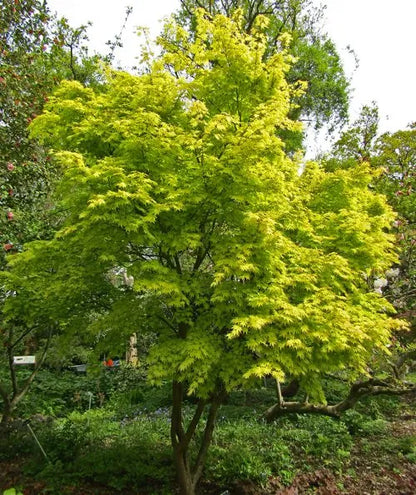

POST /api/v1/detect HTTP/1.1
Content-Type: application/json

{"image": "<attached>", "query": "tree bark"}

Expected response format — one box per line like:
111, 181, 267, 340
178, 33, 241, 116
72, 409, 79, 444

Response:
264, 378, 416, 422
0, 327, 52, 426
171, 380, 224, 495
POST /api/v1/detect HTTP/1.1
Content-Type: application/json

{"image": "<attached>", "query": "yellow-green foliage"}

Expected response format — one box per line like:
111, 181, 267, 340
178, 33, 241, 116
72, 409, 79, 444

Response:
2, 11, 404, 402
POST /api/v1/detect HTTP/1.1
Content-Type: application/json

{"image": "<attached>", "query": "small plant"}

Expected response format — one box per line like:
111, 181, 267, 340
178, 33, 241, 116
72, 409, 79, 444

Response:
3, 489, 24, 495
342, 410, 388, 436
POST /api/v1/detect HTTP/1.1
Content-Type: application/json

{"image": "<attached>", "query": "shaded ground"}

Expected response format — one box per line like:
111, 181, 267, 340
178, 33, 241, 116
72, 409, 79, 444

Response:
2, 415, 416, 494
267, 414, 416, 495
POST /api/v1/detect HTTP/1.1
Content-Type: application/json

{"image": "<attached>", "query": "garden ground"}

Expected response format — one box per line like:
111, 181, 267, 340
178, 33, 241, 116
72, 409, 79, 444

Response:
1, 369, 416, 494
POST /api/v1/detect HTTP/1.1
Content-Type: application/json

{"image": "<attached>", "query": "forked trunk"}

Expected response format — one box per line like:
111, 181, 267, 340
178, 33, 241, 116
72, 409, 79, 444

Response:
171, 380, 224, 495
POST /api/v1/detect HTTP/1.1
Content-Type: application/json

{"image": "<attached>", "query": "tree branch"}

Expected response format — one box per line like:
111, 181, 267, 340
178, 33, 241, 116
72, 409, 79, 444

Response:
171, 380, 186, 448
10, 326, 35, 350
10, 327, 53, 410
6, 327, 18, 395
174, 253, 183, 275
192, 390, 226, 487
156, 315, 178, 334
184, 398, 207, 447
264, 378, 416, 421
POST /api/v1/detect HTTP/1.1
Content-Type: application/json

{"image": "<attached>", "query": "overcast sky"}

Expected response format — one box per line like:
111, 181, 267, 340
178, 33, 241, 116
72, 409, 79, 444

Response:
47, 0, 416, 151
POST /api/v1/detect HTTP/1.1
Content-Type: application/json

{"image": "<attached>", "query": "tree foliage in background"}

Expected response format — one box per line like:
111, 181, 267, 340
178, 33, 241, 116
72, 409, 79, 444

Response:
0, 0, 103, 261
2, 10, 401, 493
175, 0, 350, 138
1, 0, 57, 258
0, 0, 104, 428
373, 126, 416, 347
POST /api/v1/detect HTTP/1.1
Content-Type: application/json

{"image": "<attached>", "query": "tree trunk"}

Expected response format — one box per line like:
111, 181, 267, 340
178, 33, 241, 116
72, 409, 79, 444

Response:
0, 399, 12, 426
173, 442, 196, 495
126, 332, 138, 365
171, 380, 196, 495
170, 380, 224, 495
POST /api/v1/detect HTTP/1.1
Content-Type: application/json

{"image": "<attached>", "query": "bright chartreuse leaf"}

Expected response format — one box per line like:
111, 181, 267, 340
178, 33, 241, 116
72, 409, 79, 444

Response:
2, 9, 403, 403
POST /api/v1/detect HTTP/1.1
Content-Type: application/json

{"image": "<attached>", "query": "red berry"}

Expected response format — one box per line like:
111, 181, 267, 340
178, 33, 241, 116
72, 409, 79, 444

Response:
7, 162, 14, 171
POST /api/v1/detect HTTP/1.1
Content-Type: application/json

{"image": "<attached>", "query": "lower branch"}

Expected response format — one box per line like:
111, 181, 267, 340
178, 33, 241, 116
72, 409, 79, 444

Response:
9, 328, 52, 414
265, 378, 416, 422
7, 328, 18, 395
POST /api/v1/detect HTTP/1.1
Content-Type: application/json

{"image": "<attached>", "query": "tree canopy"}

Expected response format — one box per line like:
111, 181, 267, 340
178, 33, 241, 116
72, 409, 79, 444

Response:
175, 0, 350, 135
0, 0, 106, 428
0, 0, 103, 261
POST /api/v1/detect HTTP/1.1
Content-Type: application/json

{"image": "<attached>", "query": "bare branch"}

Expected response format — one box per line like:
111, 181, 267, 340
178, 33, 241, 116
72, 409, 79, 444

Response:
10, 328, 53, 412
264, 378, 416, 421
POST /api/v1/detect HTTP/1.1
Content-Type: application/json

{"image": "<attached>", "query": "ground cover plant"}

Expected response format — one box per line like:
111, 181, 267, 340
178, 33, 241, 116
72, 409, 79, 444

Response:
1, 368, 416, 494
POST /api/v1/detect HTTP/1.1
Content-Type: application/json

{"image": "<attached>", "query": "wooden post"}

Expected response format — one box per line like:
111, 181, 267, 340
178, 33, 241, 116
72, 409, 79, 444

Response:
126, 333, 138, 365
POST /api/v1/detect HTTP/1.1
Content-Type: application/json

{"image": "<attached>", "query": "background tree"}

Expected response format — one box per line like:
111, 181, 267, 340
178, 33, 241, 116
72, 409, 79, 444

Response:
0, 0, 104, 427
0, 0, 103, 260
2, 11, 402, 494
372, 126, 416, 363
327, 103, 379, 165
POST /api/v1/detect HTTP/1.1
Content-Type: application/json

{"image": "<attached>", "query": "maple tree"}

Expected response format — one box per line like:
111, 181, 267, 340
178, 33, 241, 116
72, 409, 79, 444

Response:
176, 0, 350, 137
1, 10, 403, 494
320, 105, 416, 384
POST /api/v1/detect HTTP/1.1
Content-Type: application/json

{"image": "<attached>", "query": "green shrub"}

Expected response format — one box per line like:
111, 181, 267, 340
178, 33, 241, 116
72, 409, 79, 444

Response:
5, 368, 100, 418
206, 414, 353, 486
279, 415, 353, 469
342, 410, 388, 436
227, 387, 277, 407
206, 419, 294, 485
0, 420, 36, 461
32, 408, 173, 491
322, 378, 350, 403
355, 395, 401, 419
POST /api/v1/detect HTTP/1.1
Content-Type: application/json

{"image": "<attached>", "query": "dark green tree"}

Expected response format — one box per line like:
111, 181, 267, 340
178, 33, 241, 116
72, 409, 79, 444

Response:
0, 0, 103, 259
0, 0, 103, 427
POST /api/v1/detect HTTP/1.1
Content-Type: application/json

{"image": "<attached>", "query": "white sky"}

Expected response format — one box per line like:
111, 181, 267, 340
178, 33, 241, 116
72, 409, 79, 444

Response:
322, 0, 416, 133
47, 0, 416, 151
